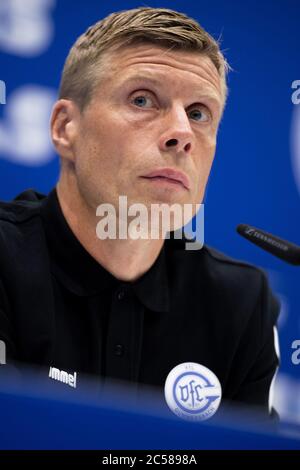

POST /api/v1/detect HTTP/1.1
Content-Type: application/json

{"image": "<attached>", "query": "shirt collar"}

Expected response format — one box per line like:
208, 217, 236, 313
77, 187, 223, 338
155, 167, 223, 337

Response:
40, 188, 170, 312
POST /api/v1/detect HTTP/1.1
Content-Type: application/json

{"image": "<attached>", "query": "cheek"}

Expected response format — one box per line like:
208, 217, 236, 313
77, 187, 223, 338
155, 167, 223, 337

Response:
195, 137, 216, 174
78, 118, 121, 168
193, 141, 216, 197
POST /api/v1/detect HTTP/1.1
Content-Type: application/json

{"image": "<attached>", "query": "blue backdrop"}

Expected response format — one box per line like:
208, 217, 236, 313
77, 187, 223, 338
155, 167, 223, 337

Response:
0, 0, 299, 421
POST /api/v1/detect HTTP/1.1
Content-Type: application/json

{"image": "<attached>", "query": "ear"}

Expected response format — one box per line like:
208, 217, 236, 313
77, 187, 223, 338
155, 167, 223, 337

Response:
50, 99, 80, 163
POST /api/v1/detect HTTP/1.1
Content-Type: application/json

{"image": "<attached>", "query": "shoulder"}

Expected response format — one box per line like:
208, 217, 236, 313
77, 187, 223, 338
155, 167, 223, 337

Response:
200, 244, 279, 316
0, 189, 46, 225
0, 189, 47, 258
200, 244, 267, 290
166, 235, 267, 290
165, 236, 279, 325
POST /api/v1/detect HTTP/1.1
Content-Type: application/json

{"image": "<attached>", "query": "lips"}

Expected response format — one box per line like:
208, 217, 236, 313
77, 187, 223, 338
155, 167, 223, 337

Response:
142, 168, 190, 190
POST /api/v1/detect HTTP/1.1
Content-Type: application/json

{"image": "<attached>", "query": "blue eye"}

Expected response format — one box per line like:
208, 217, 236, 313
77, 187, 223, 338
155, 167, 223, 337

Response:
189, 109, 210, 122
132, 95, 154, 108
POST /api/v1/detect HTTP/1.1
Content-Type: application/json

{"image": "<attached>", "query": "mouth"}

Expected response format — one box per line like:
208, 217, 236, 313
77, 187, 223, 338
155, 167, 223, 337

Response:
141, 168, 190, 190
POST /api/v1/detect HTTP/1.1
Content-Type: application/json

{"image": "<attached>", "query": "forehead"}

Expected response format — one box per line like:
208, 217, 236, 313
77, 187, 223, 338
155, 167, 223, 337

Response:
100, 44, 223, 103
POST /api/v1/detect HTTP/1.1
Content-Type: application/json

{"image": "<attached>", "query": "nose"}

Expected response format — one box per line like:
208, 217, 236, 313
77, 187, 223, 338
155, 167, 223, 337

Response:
158, 105, 194, 156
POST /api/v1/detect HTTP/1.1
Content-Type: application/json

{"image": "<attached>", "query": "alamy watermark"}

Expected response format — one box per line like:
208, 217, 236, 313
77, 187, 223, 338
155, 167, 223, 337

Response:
0, 340, 6, 365
291, 80, 300, 105
95, 196, 204, 250
291, 339, 300, 365
0, 80, 6, 104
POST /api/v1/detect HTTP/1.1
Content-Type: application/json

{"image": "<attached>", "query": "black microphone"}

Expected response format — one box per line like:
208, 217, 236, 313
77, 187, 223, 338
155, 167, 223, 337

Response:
236, 224, 300, 266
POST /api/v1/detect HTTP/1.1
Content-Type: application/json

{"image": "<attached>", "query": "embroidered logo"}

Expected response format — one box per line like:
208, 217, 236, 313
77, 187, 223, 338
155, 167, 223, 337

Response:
164, 362, 222, 421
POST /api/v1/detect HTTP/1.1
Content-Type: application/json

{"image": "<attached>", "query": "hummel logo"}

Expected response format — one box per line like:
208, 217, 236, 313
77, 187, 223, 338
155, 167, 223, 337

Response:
48, 366, 77, 388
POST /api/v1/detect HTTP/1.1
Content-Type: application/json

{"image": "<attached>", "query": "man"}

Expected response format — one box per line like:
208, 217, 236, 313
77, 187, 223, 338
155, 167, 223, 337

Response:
0, 7, 279, 417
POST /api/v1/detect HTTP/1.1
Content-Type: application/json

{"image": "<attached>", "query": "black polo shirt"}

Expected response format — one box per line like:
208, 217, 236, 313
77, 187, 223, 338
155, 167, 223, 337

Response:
40, 188, 170, 382
0, 188, 279, 414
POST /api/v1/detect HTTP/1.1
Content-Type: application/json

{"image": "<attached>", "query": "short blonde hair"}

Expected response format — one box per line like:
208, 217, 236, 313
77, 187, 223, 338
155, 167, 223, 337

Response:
59, 7, 229, 110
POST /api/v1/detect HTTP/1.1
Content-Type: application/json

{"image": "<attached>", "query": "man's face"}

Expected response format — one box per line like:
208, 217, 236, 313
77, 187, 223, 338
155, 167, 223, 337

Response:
69, 44, 224, 217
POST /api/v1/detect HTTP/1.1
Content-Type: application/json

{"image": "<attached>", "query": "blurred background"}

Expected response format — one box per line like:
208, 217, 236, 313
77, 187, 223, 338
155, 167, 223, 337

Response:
0, 0, 299, 423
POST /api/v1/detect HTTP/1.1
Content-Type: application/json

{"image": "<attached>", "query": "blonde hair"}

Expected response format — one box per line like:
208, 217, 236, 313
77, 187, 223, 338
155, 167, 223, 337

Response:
59, 7, 229, 110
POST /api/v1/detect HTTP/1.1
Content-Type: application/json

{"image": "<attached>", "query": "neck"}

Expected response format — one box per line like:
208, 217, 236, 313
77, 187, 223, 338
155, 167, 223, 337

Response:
56, 175, 165, 282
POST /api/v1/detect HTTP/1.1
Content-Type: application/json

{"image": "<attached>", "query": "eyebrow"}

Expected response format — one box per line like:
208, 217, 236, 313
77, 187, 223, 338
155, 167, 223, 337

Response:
121, 74, 163, 88
121, 74, 222, 108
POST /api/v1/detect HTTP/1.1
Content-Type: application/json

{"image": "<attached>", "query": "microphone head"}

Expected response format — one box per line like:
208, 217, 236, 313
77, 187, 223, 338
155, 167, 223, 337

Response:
236, 224, 300, 266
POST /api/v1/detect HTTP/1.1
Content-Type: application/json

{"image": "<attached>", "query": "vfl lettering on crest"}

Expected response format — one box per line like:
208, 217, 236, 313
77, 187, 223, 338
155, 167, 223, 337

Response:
49, 367, 77, 388
174, 372, 220, 415
179, 379, 206, 408
0, 340, 6, 364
